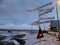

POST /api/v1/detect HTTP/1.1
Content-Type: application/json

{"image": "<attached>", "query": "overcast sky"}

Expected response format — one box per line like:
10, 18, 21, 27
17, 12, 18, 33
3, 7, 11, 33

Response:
0, 0, 59, 30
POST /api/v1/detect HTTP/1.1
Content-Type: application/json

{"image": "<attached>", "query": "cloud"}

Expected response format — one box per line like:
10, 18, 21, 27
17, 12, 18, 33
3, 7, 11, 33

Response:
0, 0, 23, 16
0, 24, 38, 30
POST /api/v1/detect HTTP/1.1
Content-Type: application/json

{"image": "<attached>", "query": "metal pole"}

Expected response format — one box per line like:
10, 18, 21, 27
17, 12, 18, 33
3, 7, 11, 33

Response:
56, 3, 59, 30
38, 12, 40, 28
38, 11, 41, 41
56, 3, 60, 40
44, 23, 45, 30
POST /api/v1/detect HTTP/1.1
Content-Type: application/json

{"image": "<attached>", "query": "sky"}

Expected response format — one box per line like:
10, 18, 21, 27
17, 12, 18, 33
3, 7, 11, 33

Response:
0, 0, 59, 30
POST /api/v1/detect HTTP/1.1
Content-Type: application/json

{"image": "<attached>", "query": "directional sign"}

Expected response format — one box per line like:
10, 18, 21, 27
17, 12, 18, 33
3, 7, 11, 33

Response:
26, 8, 44, 12
39, 7, 54, 16
26, 10, 33, 12
26, 2, 52, 12
33, 2, 52, 11
31, 21, 39, 25
40, 17, 55, 20
31, 20, 52, 25
40, 20, 51, 24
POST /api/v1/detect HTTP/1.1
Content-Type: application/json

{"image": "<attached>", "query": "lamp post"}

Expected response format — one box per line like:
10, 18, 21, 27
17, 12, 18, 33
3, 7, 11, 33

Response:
56, 0, 59, 30
56, 0, 60, 40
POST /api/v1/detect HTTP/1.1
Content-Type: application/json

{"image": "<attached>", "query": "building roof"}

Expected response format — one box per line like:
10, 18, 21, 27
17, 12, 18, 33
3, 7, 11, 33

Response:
50, 20, 60, 27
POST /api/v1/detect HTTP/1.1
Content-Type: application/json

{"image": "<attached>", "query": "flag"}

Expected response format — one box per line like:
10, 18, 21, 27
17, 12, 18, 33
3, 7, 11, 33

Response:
37, 27, 44, 39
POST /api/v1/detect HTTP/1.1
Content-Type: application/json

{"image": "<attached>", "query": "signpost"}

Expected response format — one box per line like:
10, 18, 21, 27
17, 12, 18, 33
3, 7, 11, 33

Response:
26, 2, 52, 12
39, 7, 54, 16
26, 2, 54, 40
31, 20, 52, 25
33, 2, 52, 11
40, 20, 51, 24
39, 17, 55, 20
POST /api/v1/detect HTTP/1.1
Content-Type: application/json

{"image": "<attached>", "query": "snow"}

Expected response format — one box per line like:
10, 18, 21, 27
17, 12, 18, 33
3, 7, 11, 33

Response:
23, 33, 59, 45
0, 31, 59, 45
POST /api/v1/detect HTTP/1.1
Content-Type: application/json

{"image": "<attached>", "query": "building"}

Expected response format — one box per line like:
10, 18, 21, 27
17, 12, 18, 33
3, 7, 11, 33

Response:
49, 20, 60, 31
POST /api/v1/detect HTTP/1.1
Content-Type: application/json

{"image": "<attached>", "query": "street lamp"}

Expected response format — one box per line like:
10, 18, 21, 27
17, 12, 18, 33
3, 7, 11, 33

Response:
57, 0, 60, 6
56, 0, 60, 40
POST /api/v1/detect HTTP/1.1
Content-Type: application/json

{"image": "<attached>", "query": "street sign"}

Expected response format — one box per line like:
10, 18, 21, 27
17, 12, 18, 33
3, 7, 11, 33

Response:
39, 7, 54, 16
31, 20, 52, 25
26, 2, 52, 12
26, 9, 33, 12
40, 20, 51, 24
40, 17, 55, 20
33, 2, 52, 11
37, 27, 44, 39
31, 21, 39, 25
26, 8, 44, 12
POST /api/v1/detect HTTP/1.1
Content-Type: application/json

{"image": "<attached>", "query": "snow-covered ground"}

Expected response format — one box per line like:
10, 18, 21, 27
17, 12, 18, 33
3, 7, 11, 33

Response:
0, 31, 59, 45
23, 33, 59, 45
